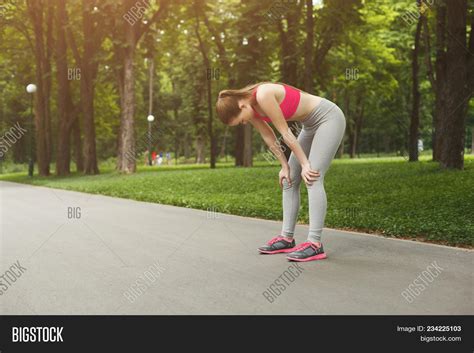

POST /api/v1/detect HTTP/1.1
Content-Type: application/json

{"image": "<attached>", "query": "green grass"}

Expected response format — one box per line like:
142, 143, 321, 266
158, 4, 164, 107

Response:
1, 155, 473, 247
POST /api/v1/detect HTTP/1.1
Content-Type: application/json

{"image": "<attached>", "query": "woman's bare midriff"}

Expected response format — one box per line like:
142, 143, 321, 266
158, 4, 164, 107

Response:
252, 83, 323, 123
288, 92, 322, 122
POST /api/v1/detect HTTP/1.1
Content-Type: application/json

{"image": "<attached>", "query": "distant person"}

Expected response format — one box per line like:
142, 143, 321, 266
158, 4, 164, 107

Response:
166, 152, 171, 165
216, 82, 346, 262
157, 152, 163, 166
418, 139, 424, 152
151, 151, 157, 165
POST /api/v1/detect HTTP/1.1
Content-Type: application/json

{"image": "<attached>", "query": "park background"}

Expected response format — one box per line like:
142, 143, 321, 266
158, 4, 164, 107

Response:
0, 0, 472, 247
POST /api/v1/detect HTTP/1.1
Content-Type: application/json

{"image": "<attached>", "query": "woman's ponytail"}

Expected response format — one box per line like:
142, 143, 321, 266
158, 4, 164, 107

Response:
218, 90, 231, 99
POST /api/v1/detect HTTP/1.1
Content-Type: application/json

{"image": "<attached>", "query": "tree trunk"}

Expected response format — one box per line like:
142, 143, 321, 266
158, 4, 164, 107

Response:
422, 13, 438, 159
72, 115, 84, 172
277, 7, 299, 86
352, 96, 364, 158
194, 8, 216, 169
44, 1, 53, 170
350, 125, 358, 159
243, 124, 253, 167
173, 103, 179, 165
170, 79, 180, 165
409, 2, 423, 162
348, 121, 355, 159
277, 4, 301, 161
55, 0, 72, 176
468, 10, 474, 94
195, 135, 205, 164
201, 3, 235, 166
438, 0, 468, 169
339, 88, 350, 158
433, 1, 447, 161
81, 0, 99, 175
233, 0, 266, 167
235, 126, 244, 166
114, 0, 168, 173
465, 11, 473, 157
337, 134, 345, 159
207, 80, 217, 168
350, 131, 357, 158
11, 120, 27, 163
219, 126, 229, 159
174, 132, 180, 165
81, 82, 98, 174
116, 38, 136, 173
27, 0, 53, 176
184, 131, 190, 160
471, 127, 474, 154
304, 0, 314, 93
386, 134, 391, 153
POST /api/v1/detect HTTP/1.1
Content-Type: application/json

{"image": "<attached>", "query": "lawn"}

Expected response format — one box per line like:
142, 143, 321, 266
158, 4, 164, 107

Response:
1, 156, 473, 247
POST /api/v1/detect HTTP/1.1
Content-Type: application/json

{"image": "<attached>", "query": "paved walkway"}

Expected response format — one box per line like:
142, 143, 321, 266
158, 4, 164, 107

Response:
0, 181, 472, 314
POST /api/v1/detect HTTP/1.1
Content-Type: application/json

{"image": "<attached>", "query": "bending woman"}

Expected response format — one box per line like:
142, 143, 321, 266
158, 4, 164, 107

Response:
216, 82, 346, 262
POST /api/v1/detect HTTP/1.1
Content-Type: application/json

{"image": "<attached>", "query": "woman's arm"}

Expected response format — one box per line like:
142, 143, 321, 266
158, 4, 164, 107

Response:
255, 85, 309, 168
255, 84, 320, 185
250, 118, 289, 167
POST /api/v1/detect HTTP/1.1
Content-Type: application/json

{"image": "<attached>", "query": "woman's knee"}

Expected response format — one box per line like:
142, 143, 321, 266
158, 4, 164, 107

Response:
282, 175, 302, 191
304, 175, 325, 190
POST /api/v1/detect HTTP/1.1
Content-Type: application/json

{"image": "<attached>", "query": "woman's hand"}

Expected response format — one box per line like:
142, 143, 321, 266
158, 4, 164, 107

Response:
301, 163, 320, 186
279, 166, 292, 188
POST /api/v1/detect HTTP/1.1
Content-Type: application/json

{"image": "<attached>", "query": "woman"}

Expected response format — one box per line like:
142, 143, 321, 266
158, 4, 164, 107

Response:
216, 82, 346, 262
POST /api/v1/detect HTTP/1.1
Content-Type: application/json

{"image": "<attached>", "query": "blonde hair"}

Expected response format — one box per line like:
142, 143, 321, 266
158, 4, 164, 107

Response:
216, 81, 303, 125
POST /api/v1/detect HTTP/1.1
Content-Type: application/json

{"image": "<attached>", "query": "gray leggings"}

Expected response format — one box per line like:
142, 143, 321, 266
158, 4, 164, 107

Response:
281, 98, 346, 243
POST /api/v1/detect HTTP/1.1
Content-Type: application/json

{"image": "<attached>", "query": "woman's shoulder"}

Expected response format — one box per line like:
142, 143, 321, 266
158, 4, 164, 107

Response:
254, 82, 285, 98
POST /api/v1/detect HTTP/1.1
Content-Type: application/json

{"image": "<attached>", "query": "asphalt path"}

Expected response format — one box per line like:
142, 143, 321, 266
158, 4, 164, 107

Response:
0, 181, 472, 314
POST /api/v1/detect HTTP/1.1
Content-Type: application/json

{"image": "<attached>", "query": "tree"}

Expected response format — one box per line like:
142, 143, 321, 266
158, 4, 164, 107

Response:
304, 0, 314, 93
277, 1, 302, 86
276, 1, 303, 161
67, 0, 110, 175
194, 0, 217, 168
437, 0, 469, 169
111, 0, 170, 174
408, 0, 423, 162
467, 7, 473, 154
201, 0, 238, 163
433, 0, 447, 161
233, 0, 271, 167
26, 0, 54, 176
54, 0, 75, 176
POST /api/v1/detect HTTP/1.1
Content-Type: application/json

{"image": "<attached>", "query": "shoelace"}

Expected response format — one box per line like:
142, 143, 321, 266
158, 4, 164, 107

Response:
293, 242, 310, 251
267, 236, 285, 245
293, 242, 317, 252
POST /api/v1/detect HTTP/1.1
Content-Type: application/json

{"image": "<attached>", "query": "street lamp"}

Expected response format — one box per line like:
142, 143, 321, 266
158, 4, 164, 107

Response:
26, 84, 37, 177
147, 114, 155, 166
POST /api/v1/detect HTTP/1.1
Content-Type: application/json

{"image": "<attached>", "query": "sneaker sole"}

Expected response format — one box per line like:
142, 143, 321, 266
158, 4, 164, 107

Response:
258, 248, 296, 254
286, 253, 327, 262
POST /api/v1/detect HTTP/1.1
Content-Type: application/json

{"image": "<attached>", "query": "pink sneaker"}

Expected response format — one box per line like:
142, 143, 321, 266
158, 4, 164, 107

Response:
286, 242, 327, 262
258, 236, 296, 254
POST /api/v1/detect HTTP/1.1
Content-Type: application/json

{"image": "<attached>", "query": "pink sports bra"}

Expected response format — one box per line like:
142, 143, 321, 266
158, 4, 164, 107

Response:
251, 84, 301, 123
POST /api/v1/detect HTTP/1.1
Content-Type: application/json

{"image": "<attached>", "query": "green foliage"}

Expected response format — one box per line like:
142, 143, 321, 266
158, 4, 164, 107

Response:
1, 0, 470, 162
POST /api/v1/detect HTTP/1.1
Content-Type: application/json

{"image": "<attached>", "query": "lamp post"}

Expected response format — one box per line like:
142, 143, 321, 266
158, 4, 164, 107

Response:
26, 84, 37, 177
147, 114, 155, 166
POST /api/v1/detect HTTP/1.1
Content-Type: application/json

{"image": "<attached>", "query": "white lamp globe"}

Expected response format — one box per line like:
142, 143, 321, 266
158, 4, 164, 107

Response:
26, 84, 37, 93
147, 115, 155, 122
